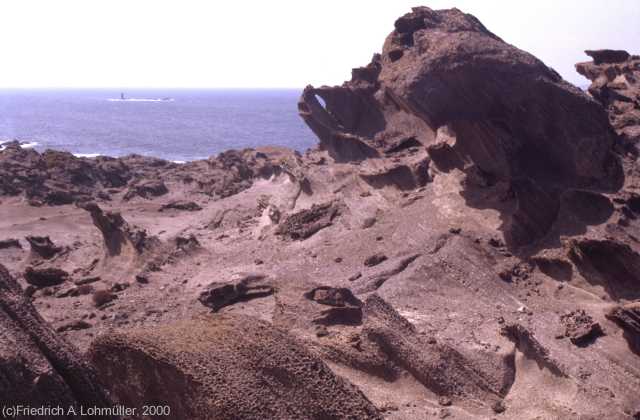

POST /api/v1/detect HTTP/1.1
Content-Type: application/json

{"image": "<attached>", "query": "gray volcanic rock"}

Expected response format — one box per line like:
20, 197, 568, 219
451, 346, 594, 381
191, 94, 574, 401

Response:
300, 6, 621, 246
89, 315, 381, 420
0, 264, 114, 417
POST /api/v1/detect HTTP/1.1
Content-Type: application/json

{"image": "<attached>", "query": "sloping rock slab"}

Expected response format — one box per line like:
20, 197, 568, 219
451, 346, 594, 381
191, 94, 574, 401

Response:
363, 294, 505, 405
89, 314, 381, 420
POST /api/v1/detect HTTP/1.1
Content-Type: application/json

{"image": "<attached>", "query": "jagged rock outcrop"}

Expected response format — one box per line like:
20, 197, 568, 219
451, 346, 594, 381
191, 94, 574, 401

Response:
180, 148, 285, 198
89, 315, 381, 420
0, 264, 115, 418
576, 49, 640, 149
0, 143, 132, 205
81, 202, 159, 261
0, 143, 294, 206
299, 6, 622, 246
362, 295, 507, 405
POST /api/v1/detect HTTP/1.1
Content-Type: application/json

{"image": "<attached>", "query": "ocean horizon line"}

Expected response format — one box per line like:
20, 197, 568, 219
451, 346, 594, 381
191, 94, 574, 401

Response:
0, 86, 308, 91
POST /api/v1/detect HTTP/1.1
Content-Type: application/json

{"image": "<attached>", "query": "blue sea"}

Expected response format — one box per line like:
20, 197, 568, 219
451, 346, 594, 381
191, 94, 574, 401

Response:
0, 89, 317, 162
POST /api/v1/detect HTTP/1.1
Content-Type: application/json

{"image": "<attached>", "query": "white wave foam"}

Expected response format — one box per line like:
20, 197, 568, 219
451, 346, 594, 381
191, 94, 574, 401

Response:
107, 98, 174, 102
74, 152, 101, 158
0, 140, 39, 151
171, 160, 186, 164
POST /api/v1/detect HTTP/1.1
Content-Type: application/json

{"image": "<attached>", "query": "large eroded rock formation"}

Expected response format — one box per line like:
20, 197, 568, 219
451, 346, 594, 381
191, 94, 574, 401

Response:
299, 6, 622, 246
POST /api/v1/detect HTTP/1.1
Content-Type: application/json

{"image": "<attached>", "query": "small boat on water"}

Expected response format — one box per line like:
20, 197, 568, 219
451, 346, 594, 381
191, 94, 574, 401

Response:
110, 92, 173, 102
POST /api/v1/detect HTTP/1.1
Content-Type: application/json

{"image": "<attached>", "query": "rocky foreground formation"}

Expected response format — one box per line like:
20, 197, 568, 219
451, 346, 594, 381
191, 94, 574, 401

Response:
1, 6, 640, 420
0, 265, 115, 418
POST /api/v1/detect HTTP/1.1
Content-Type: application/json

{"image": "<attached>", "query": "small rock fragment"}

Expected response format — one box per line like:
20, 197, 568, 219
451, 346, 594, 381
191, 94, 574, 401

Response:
0, 238, 21, 249
92, 290, 117, 307
56, 320, 92, 332
159, 200, 202, 212
560, 310, 604, 346
198, 274, 274, 312
364, 253, 388, 267
25, 235, 62, 259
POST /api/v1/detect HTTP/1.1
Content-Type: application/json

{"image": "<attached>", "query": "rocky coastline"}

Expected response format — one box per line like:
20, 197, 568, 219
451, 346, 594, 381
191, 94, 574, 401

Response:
1, 6, 640, 419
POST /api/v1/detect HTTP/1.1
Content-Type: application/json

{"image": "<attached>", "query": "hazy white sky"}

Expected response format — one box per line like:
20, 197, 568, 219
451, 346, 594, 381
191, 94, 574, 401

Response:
0, 0, 637, 88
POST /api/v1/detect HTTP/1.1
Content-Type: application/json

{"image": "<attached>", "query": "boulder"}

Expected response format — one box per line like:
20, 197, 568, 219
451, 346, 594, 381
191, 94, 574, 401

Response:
123, 180, 169, 201
24, 267, 69, 288
25, 235, 62, 259
159, 200, 202, 212
364, 253, 388, 267
89, 314, 381, 419
56, 320, 92, 333
199, 274, 274, 312
0, 238, 21, 249
304, 286, 364, 326
174, 234, 201, 253
276, 202, 339, 240
92, 290, 118, 308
